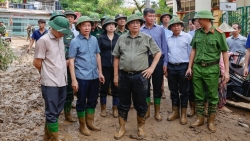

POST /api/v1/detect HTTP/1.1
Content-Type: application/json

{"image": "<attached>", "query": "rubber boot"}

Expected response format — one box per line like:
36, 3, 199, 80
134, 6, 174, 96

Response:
44, 124, 50, 141
207, 113, 216, 133
204, 102, 208, 117
86, 109, 101, 131
190, 116, 204, 127
114, 117, 126, 140
187, 102, 196, 117
137, 115, 146, 138
100, 104, 107, 117
64, 103, 76, 122
167, 106, 180, 121
113, 106, 118, 118
47, 122, 59, 141
78, 117, 91, 136
180, 108, 188, 125
154, 104, 162, 121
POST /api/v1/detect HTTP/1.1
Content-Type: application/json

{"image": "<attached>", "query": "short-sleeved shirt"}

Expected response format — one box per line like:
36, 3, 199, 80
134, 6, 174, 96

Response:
115, 28, 128, 36
245, 33, 250, 71
34, 30, 67, 87
226, 35, 247, 53
69, 34, 100, 80
32, 29, 48, 41
191, 26, 229, 63
112, 32, 161, 72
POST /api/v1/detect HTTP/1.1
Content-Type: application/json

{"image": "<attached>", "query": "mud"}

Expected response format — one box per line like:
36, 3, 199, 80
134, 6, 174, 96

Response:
0, 38, 250, 141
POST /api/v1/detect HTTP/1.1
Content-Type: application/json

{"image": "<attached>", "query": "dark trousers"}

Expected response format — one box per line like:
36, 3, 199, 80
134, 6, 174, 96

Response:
64, 68, 74, 112
99, 66, 119, 105
167, 63, 189, 108
147, 57, 164, 98
76, 78, 99, 112
188, 80, 195, 102
41, 85, 67, 123
118, 71, 148, 120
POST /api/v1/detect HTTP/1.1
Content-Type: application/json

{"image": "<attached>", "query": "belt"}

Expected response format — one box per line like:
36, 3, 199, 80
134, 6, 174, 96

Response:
196, 60, 219, 67
168, 62, 188, 66
149, 54, 165, 59
120, 70, 142, 75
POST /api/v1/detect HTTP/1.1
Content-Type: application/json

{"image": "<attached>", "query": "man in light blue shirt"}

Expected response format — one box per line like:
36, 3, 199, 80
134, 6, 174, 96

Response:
226, 23, 247, 53
165, 17, 192, 125
187, 19, 195, 37
160, 12, 173, 38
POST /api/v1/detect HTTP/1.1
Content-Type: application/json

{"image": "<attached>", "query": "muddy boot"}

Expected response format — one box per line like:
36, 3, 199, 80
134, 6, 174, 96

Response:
137, 115, 146, 138
145, 97, 150, 119
180, 108, 188, 125
64, 102, 76, 122
161, 89, 166, 99
204, 102, 208, 117
77, 111, 91, 136
44, 124, 50, 141
100, 104, 107, 117
86, 108, 101, 131
187, 102, 196, 117
113, 106, 118, 118
207, 113, 216, 133
190, 116, 204, 127
65, 112, 76, 122
47, 122, 59, 141
114, 117, 126, 140
167, 106, 180, 121
154, 103, 162, 121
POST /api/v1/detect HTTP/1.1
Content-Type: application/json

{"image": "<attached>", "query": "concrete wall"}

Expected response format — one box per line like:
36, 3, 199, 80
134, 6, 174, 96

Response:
195, 0, 211, 11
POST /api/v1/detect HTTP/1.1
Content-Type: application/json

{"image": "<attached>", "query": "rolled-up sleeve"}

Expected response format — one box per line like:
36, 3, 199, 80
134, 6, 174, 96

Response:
69, 39, 78, 58
148, 37, 160, 55
112, 37, 121, 57
34, 38, 46, 59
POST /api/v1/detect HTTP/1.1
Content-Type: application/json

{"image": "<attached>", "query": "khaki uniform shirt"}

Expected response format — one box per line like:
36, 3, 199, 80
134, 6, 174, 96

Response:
112, 32, 160, 72
115, 28, 128, 36
191, 26, 229, 63
34, 30, 67, 87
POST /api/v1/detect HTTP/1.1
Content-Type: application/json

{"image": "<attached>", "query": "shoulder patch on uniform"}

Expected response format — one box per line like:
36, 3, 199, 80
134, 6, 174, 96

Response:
216, 27, 223, 34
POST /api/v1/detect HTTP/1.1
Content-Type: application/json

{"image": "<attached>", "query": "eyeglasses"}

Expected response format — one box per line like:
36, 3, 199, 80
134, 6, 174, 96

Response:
129, 21, 141, 25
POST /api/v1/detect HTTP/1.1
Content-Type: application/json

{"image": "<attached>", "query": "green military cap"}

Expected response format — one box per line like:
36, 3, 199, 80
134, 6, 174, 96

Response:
101, 16, 109, 21
194, 10, 215, 20
125, 14, 144, 29
89, 13, 101, 22
50, 11, 66, 21
64, 10, 77, 20
48, 16, 71, 34
115, 14, 127, 21
135, 12, 143, 17
75, 16, 94, 31
102, 18, 117, 30
160, 12, 172, 22
168, 17, 184, 30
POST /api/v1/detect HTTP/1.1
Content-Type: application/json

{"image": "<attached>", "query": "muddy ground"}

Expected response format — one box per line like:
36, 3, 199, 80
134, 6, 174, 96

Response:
0, 37, 250, 141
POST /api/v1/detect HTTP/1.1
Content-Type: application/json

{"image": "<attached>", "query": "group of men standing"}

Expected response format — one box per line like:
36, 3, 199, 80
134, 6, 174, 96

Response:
30, 7, 250, 141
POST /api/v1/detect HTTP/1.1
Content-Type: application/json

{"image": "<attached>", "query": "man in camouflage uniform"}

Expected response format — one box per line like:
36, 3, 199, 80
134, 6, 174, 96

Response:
0, 22, 6, 37
90, 13, 103, 38
115, 14, 128, 35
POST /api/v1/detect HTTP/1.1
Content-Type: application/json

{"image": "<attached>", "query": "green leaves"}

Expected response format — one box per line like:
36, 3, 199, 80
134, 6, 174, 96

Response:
0, 39, 16, 71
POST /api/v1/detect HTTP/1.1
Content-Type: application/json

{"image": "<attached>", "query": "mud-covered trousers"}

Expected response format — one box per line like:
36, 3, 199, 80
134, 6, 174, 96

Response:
118, 70, 148, 120
41, 85, 67, 123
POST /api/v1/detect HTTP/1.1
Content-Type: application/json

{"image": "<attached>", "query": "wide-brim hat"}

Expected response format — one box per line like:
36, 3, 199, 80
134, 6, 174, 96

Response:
64, 10, 77, 20
48, 16, 71, 34
75, 16, 94, 31
168, 17, 184, 30
125, 14, 144, 29
194, 10, 215, 20
102, 18, 117, 30
160, 12, 172, 22
115, 14, 127, 21
90, 13, 101, 22
50, 11, 66, 21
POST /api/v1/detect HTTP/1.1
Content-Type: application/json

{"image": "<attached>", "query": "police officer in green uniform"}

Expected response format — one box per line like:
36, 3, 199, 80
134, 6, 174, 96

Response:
0, 22, 6, 37
90, 13, 103, 38
186, 10, 230, 133
115, 14, 128, 35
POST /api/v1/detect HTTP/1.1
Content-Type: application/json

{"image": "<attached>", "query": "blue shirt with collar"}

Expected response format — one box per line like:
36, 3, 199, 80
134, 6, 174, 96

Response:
187, 30, 195, 37
166, 31, 192, 64
69, 34, 100, 80
140, 24, 168, 66
161, 25, 173, 38
226, 34, 247, 52
31, 29, 48, 41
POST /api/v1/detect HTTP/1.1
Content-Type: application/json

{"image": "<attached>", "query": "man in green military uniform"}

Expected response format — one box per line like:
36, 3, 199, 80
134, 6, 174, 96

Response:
0, 22, 6, 37
90, 13, 103, 38
115, 14, 128, 35
186, 10, 229, 133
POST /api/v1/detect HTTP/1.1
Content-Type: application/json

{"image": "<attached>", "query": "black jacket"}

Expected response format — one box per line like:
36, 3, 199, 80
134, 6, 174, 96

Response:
98, 32, 119, 67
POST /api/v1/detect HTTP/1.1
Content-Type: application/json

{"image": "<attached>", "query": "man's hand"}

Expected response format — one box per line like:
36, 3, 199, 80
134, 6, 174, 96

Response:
114, 75, 118, 87
222, 72, 230, 84
185, 68, 192, 77
99, 73, 105, 84
244, 67, 249, 76
142, 67, 154, 79
72, 80, 78, 93
163, 66, 168, 77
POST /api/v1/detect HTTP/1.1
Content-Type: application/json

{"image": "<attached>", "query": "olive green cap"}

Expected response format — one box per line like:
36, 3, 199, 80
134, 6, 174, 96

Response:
168, 17, 184, 30
115, 14, 127, 21
50, 11, 66, 21
160, 12, 172, 22
102, 18, 117, 30
125, 14, 144, 29
101, 16, 109, 21
75, 16, 94, 31
194, 10, 215, 20
135, 12, 143, 17
48, 16, 71, 34
89, 13, 101, 22
64, 10, 77, 20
